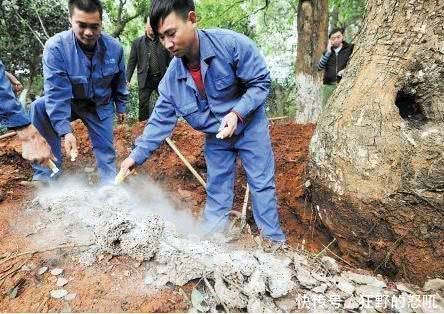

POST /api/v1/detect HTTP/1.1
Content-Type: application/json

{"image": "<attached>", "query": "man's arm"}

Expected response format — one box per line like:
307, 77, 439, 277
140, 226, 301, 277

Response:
230, 33, 271, 120
126, 39, 138, 83
43, 44, 74, 137
0, 60, 29, 128
111, 46, 129, 115
129, 80, 177, 165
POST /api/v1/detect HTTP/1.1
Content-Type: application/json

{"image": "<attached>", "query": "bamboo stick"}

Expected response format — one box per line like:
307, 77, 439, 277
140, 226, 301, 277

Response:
0, 131, 17, 141
165, 137, 206, 188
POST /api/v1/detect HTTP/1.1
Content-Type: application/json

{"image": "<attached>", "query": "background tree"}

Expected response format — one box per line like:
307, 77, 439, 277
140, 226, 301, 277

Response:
293, 0, 328, 123
102, 0, 150, 38
0, 0, 67, 98
308, 0, 444, 284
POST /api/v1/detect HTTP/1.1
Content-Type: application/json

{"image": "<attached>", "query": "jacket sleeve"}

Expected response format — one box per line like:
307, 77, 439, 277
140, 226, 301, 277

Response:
112, 46, 129, 113
43, 43, 73, 136
230, 33, 271, 120
318, 51, 331, 71
129, 78, 177, 165
0, 60, 30, 129
126, 39, 137, 82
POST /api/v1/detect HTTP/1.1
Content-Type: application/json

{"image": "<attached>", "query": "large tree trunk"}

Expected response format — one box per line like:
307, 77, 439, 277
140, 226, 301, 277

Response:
308, 0, 444, 284
294, 0, 328, 123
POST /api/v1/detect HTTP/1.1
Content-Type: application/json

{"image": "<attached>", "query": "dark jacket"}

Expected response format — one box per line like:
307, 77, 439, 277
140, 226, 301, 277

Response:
127, 34, 171, 89
318, 41, 354, 84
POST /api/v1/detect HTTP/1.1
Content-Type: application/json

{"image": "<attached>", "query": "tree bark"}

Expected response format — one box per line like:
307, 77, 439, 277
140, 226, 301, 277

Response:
309, 0, 444, 284
294, 0, 329, 123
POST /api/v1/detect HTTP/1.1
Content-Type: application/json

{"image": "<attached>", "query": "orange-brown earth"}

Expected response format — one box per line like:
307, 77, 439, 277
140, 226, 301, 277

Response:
0, 121, 335, 312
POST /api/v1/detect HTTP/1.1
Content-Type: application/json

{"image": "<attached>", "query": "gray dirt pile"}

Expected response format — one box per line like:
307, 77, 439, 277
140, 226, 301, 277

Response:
30, 179, 444, 313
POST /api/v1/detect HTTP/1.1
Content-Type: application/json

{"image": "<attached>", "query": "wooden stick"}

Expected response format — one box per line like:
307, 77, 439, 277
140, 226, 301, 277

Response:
241, 184, 249, 223
0, 260, 27, 281
0, 131, 17, 141
314, 238, 337, 260
165, 137, 206, 188
0, 243, 93, 265
268, 116, 288, 121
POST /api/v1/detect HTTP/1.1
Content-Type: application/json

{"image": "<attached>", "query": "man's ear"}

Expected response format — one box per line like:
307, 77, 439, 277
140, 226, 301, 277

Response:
188, 11, 197, 26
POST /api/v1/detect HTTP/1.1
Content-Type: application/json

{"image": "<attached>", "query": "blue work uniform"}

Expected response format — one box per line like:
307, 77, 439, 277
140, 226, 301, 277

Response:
130, 29, 285, 242
31, 30, 129, 183
0, 59, 30, 128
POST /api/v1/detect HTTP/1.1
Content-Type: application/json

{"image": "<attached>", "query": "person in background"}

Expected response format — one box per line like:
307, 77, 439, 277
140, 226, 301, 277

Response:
127, 16, 172, 121
318, 27, 354, 107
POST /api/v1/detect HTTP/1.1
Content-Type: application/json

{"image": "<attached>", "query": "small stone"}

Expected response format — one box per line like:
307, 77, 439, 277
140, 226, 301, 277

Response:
56, 278, 69, 287
423, 278, 444, 292
293, 253, 308, 266
312, 283, 328, 294
51, 268, 64, 276
312, 272, 329, 282
123, 270, 131, 277
37, 267, 48, 275
296, 268, 318, 288
50, 289, 68, 299
336, 279, 355, 296
64, 293, 77, 301
321, 256, 340, 274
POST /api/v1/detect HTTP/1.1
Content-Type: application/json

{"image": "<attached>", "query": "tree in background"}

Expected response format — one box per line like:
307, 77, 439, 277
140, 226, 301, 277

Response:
0, 0, 67, 99
329, 0, 364, 34
294, 0, 328, 123
102, 0, 150, 38
309, 0, 444, 283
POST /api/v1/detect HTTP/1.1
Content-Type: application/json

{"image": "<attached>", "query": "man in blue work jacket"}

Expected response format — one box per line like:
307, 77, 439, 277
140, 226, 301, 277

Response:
31, 0, 128, 184
0, 59, 53, 165
119, 0, 286, 246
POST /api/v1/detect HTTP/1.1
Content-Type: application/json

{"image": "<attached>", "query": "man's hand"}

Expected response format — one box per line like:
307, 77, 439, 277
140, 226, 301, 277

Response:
16, 125, 55, 165
63, 133, 78, 161
127, 81, 131, 89
117, 112, 126, 125
119, 157, 135, 178
337, 69, 345, 77
216, 112, 238, 139
6, 71, 23, 95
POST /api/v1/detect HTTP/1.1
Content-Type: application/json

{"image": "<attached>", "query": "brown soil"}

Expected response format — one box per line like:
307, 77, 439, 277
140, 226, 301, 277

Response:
0, 120, 333, 312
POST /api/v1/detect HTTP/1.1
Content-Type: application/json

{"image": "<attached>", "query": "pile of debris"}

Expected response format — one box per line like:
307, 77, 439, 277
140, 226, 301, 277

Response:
31, 180, 444, 313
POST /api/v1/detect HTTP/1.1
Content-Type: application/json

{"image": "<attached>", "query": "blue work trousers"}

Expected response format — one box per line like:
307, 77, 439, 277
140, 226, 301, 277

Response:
203, 108, 285, 242
30, 97, 116, 184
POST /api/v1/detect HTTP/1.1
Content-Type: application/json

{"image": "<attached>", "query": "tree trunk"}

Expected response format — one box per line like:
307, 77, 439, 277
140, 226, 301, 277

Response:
308, 0, 444, 284
294, 0, 329, 123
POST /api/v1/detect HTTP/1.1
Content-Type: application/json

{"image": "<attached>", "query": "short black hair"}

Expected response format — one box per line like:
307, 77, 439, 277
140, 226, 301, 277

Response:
150, 0, 195, 36
68, 0, 103, 20
329, 27, 345, 38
